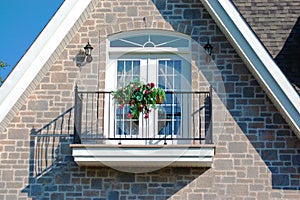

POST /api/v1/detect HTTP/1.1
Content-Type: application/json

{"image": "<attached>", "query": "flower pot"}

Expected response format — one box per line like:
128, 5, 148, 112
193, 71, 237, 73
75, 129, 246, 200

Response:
156, 95, 164, 104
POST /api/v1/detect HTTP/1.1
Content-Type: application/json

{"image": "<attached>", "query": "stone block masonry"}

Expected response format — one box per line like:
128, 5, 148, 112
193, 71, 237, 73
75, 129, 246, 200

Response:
0, 0, 299, 199
27, 161, 208, 200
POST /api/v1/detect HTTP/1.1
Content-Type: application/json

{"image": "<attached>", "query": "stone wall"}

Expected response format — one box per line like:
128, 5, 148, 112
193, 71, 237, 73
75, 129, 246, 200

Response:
0, 0, 300, 199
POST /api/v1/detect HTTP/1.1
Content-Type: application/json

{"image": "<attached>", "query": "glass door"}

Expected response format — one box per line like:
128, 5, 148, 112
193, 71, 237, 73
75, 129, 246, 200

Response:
107, 54, 190, 144
115, 60, 141, 137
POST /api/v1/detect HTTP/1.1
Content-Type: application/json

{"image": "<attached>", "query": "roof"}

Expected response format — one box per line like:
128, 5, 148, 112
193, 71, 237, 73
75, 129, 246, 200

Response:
232, 0, 300, 91
0, 0, 299, 137
232, 0, 300, 58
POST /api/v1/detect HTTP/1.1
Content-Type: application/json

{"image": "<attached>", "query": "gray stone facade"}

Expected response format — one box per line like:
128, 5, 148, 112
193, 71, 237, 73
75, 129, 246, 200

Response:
0, 0, 300, 199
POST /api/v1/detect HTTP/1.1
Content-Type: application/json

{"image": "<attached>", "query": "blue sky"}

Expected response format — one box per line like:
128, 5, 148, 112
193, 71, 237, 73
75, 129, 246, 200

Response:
0, 0, 64, 81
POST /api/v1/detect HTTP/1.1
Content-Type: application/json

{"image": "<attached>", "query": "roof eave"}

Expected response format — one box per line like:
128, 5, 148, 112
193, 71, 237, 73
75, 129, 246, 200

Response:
0, 0, 93, 129
201, 0, 300, 137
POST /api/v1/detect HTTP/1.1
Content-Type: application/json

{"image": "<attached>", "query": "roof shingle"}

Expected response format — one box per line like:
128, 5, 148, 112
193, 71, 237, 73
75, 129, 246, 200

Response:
233, 0, 300, 92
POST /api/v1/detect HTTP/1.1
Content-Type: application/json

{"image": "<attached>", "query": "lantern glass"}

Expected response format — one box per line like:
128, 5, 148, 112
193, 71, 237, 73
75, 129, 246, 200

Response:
84, 42, 93, 56
204, 41, 213, 56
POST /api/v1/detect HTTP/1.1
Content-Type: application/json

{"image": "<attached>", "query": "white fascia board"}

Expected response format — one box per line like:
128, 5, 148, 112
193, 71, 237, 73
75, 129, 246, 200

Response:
72, 146, 215, 167
0, 0, 92, 125
74, 159, 213, 168
72, 147, 215, 157
201, 0, 300, 135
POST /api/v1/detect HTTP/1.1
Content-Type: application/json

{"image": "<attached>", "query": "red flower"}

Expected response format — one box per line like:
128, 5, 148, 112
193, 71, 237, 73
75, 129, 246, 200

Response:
128, 113, 133, 118
135, 87, 140, 92
119, 104, 124, 109
145, 90, 149, 95
138, 105, 143, 112
144, 113, 149, 119
150, 83, 155, 87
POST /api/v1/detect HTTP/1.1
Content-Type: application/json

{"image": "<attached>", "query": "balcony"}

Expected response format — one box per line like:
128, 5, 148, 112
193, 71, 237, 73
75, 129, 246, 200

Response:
70, 87, 215, 168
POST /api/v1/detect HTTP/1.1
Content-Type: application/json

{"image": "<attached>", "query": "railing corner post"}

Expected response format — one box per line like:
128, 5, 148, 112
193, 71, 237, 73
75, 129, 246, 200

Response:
209, 85, 213, 144
74, 85, 82, 144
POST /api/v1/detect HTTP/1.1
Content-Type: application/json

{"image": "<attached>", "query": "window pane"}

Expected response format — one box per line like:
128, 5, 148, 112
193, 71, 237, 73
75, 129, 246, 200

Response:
167, 61, 173, 74
157, 59, 182, 136
116, 60, 141, 135
117, 61, 124, 75
166, 75, 174, 90
174, 60, 181, 73
158, 76, 165, 89
133, 61, 140, 75
159, 60, 165, 70
125, 61, 132, 73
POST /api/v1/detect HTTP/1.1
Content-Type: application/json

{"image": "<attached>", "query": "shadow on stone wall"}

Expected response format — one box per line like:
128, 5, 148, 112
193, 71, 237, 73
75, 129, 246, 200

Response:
22, 108, 74, 198
24, 163, 208, 199
151, 0, 300, 191
235, 16, 300, 190
275, 16, 300, 91
21, 108, 209, 199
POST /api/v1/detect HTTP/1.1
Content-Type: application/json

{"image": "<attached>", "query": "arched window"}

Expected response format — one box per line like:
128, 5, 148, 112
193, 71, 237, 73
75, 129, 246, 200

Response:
109, 30, 190, 49
105, 30, 191, 144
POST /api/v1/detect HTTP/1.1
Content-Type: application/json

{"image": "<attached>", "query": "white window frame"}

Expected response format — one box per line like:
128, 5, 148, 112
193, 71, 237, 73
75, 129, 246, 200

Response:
104, 30, 192, 145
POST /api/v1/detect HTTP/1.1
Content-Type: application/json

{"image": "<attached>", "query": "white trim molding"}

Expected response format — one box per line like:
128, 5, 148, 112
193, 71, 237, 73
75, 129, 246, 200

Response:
0, 0, 92, 128
70, 144, 215, 168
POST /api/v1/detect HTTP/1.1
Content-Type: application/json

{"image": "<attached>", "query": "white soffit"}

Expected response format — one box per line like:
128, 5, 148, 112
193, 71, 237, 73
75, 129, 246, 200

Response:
0, 0, 92, 125
201, 0, 300, 135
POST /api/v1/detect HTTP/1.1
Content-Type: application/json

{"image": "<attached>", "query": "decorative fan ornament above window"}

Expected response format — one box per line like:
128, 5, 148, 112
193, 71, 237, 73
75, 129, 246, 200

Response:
109, 30, 190, 53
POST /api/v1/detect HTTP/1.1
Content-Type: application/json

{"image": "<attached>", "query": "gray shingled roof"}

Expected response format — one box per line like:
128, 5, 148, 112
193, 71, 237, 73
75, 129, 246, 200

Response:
233, 0, 300, 94
232, 0, 300, 57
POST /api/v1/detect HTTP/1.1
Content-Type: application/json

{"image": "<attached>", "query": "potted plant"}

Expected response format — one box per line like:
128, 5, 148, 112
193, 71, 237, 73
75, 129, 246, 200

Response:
112, 79, 166, 119
154, 87, 166, 104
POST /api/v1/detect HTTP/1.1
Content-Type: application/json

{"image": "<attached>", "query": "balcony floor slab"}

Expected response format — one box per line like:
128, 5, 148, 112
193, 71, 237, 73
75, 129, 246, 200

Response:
70, 144, 215, 168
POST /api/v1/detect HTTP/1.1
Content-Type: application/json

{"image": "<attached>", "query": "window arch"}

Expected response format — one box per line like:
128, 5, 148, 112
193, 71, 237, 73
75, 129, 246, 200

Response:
108, 30, 190, 53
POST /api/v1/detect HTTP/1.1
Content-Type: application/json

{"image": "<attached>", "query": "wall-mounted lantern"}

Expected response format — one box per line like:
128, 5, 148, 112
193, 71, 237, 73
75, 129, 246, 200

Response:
84, 42, 93, 63
204, 40, 213, 56
74, 42, 94, 67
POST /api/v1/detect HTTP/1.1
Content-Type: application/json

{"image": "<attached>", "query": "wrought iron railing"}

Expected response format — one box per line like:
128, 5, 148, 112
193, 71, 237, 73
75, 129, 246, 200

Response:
30, 107, 73, 178
74, 86, 212, 145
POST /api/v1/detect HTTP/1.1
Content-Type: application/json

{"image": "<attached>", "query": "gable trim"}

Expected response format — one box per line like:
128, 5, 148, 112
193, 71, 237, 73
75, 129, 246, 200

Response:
201, 0, 300, 136
0, 0, 93, 129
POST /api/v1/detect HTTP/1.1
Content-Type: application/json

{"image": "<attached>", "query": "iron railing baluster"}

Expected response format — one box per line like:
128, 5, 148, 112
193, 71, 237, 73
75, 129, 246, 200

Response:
75, 90, 213, 144
74, 85, 82, 144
